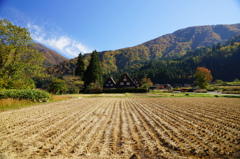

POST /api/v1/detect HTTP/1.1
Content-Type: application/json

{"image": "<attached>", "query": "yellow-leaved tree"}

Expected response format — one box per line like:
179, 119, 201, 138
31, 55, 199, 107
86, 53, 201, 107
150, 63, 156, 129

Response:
0, 19, 44, 89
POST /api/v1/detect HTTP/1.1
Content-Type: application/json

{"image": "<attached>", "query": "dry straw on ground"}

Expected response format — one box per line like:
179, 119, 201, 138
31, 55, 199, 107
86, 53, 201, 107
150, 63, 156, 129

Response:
0, 97, 239, 158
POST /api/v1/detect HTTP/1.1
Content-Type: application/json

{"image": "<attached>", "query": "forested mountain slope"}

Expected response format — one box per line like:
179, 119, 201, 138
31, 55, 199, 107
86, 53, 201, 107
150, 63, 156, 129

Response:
131, 34, 240, 84
47, 24, 240, 82
97, 23, 240, 72
34, 43, 68, 66
142, 23, 240, 57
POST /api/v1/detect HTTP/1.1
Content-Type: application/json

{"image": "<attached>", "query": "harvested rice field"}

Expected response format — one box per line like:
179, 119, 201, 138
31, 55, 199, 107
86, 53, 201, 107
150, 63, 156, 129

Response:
0, 97, 239, 158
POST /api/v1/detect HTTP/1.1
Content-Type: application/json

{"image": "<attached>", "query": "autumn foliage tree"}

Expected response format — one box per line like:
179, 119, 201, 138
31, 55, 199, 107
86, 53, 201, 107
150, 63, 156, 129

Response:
141, 77, 153, 88
194, 67, 213, 89
0, 19, 44, 89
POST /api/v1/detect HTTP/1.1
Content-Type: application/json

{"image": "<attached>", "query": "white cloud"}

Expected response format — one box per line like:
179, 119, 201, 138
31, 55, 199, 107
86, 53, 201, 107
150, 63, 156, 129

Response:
27, 23, 92, 58
1, 6, 92, 58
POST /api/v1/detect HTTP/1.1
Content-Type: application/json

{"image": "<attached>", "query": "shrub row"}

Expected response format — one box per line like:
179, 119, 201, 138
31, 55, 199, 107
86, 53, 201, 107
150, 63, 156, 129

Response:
103, 88, 148, 93
194, 89, 208, 93
222, 91, 240, 94
206, 88, 217, 91
222, 87, 240, 91
83, 87, 103, 94
0, 89, 51, 102
222, 87, 240, 94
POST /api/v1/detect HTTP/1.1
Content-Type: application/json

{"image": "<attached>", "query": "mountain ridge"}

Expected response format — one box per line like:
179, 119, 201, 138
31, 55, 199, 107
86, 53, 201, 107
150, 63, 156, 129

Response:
139, 23, 240, 57
100, 23, 240, 72
46, 23, 240, 77
34, 43, 68, 66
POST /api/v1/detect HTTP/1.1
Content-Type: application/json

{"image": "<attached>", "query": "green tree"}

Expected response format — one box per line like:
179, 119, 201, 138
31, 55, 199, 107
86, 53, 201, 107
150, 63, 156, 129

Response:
48, 78, 68, 95
84, 50, 102, 88
194, 67, 213, 89
75, 53, 84, 79
63, 75, 83, 94
0, 19, 44, 89
214, 79, 223, 85
233, 78, 240, 82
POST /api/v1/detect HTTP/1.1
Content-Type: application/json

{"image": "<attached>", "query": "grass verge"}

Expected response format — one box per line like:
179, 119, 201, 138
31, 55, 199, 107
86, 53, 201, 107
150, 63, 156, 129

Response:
1, 93, 239, 111
0, 98, 37, 111
0, 95, 70, 111
146, 92, 240, 98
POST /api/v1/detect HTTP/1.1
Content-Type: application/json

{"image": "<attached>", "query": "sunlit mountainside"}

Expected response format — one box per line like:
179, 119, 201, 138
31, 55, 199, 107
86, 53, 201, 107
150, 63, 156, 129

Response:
47, 23, 240, 81
34, 43, 68, 66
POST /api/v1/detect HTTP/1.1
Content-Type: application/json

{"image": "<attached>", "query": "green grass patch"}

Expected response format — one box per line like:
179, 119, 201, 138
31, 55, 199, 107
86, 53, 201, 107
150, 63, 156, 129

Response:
224, 81, 240, 86
73, 92, 240, 98
148, 92, 240, 98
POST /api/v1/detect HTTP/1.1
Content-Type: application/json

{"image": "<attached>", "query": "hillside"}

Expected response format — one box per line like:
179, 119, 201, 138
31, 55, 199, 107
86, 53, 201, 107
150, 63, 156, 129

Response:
131, 34, 240, 84
47, 23, 240, 80
92, 23, 240, 72
142, 23, 240, 57
34, 43, 68, 66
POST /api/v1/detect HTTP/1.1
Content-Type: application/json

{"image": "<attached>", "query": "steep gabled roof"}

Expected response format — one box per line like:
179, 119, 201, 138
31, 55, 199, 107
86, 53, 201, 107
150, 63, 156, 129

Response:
116, 73, 137, 88
103, 77, 116, 88
132, 76, 142, 87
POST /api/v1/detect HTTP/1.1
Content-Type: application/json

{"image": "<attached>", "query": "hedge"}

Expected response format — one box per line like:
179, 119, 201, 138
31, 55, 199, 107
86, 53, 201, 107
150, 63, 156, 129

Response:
222, 87, 240, 94
103, 88, 148, 93
0, 89, 51, 102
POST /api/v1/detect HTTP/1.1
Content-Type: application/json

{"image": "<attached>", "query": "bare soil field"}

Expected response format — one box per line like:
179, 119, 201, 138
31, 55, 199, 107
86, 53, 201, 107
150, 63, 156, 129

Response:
0, 97, 239, 159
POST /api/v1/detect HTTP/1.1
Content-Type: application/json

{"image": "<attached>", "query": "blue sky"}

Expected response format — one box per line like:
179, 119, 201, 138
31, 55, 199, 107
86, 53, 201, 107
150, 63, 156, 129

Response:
0, 0, 240, 58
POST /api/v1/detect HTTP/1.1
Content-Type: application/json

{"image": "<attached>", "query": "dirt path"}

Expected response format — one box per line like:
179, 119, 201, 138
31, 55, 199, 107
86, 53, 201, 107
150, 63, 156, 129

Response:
0, 97, 239, 158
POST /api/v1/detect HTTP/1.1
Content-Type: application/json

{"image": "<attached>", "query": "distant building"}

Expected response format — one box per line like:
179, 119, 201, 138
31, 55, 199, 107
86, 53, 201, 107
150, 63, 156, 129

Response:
132, 77, 142, 87
104, 73, 142, 89
116, 73, 137, 88
103, 77, 116, 88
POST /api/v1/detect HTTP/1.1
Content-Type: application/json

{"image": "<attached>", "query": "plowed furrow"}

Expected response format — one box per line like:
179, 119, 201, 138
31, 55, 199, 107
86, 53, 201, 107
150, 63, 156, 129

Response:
120, 99, 135, 157
134, 98, 216, 156
20, 98, 102, 141
138, 98, 239, 156
112, 99, 123, 154
127, 98, 168, 158
82, 99, 116, 155
148, 98, 239, 151
97, 99, 119, 157
0, 97, 239, 159
144, 98, 239, 140
0, 98, 92, 139
50, 98, 113, 157
123, 98, 146, 157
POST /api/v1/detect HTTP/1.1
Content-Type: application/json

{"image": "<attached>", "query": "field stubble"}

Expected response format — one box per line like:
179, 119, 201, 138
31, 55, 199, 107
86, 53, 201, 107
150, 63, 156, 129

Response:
0, 97, 239, 158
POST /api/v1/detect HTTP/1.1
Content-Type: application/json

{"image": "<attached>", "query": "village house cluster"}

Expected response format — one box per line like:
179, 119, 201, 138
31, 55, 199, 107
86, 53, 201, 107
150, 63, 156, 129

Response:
104, 73, 194, 92
104, 73, 142, 89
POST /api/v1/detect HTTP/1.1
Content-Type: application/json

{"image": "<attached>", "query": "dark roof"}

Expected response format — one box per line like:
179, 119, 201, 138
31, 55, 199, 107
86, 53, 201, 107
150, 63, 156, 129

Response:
132, 76, 142, 87
103, 77, 116, 88
116, 73, 137, 88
